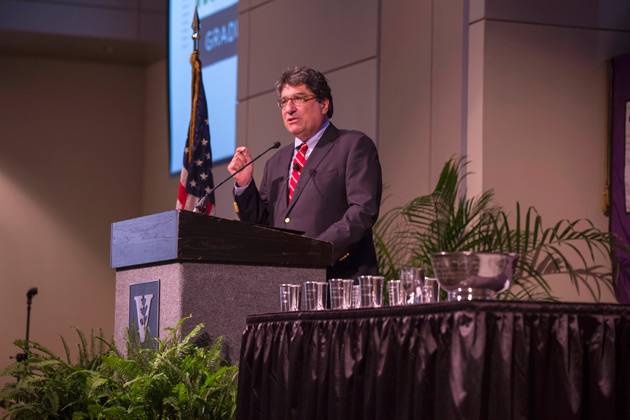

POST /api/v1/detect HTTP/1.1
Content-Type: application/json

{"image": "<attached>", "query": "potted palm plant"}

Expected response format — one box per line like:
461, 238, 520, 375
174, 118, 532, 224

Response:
374, 156, 625, 301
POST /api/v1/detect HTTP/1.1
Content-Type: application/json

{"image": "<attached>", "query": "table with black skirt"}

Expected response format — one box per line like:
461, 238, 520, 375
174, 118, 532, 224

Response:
236, 300, 630, 420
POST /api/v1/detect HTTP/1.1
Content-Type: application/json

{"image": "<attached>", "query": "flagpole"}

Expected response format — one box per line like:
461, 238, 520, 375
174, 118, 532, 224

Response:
187, 7, 201, 164
176, 6, 216, 215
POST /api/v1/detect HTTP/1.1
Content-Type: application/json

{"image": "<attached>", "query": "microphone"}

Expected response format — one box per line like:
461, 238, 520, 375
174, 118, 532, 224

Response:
293, 162, 300, 172
194, 141, 282, 213
27, 287, 38, 304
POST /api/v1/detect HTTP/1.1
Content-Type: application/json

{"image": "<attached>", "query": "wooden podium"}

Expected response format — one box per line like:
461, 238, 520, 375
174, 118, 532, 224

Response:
111, 210, 333, 361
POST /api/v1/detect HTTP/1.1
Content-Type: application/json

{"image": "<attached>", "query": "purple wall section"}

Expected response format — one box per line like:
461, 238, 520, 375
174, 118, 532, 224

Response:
611, 54, 630, 303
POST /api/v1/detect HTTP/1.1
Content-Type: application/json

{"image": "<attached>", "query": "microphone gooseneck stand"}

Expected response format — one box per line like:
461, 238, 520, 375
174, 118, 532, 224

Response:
10, 287, 38, 384
193, 141, 281, 213
15, 287, 37, 362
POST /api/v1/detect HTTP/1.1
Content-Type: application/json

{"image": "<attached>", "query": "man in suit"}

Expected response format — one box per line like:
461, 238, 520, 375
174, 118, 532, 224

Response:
227, 66, 382, 279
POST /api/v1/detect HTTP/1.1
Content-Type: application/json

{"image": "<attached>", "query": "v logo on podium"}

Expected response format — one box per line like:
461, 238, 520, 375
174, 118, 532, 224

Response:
129, 280, 160, 350
133, 294, 154, 343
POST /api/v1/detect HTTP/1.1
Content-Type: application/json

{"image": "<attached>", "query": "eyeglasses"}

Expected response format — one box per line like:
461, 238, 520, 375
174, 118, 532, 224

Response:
276, 94, 317, 109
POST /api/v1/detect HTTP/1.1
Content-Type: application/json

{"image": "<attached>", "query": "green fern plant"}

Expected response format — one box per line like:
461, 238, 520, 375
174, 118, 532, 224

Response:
100, 319, 238, 420
0, 319, 238, 420
374, 156, 625, 301
0, 327, 117, 419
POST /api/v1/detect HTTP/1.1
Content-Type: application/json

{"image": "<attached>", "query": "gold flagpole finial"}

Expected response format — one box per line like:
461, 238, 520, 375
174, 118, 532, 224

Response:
192, 5, 200, 52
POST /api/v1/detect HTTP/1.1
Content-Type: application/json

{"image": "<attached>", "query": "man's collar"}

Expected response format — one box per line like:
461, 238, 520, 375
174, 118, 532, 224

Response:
293, 120, 330, 149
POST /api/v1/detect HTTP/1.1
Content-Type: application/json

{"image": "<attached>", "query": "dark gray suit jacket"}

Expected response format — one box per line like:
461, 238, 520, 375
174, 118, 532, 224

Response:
234, 123, 382, 279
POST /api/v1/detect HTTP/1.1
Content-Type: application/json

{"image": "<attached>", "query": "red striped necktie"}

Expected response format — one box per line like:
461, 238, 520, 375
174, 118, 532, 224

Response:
289, 143, 308, 203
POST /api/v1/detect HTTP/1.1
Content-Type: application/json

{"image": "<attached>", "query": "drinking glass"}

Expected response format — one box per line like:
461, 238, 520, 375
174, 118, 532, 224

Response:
400, 268, 414, 304
329, 279, 353, 309
423, 277, 440, 303
303, 281, 327, 311
400, 267, 426, 304
358, 275, 384, 308
412, 268, 426, 303
387, 280, 403, 306
280, 284, 301, 311
351, 285, 361, 308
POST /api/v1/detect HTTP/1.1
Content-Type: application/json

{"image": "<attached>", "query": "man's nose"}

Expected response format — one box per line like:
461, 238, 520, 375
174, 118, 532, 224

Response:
284, 100, 298, 113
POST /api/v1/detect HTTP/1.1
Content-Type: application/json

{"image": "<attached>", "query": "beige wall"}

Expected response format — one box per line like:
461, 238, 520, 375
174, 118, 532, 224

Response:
379, 0, 466, 208
140, 60, 178, 215
467, 1, 630, 301
0, 55, 145, 386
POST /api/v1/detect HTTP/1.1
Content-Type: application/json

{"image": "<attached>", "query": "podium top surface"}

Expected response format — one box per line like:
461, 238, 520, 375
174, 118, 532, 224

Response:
110, 210, 333, 269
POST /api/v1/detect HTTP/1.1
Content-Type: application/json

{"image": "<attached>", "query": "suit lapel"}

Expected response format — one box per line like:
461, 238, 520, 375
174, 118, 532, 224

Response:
285, 123, 339, 214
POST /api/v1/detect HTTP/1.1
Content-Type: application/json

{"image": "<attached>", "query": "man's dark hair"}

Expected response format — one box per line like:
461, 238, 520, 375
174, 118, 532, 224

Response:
275, 66, 334, 118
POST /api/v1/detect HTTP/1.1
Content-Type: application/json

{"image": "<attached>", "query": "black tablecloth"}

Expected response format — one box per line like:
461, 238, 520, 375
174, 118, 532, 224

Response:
236, 301, 630, 420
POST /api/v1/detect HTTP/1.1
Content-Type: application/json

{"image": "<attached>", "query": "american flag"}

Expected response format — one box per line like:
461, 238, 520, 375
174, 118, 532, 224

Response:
177, 51, 214, 214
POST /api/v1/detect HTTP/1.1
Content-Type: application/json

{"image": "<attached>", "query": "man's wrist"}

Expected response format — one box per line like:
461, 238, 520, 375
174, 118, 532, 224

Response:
234, 179, 251, 196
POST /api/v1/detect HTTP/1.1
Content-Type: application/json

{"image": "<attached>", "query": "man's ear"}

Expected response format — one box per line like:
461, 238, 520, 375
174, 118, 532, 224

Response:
320, 98, 330, 115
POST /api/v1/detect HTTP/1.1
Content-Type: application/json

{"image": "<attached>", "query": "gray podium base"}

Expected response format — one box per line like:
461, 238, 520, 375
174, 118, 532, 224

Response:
115, 262, 325, 363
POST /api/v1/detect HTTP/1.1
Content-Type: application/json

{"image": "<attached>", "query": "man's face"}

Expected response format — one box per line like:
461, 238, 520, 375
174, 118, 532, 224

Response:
279, 84, 329, 141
